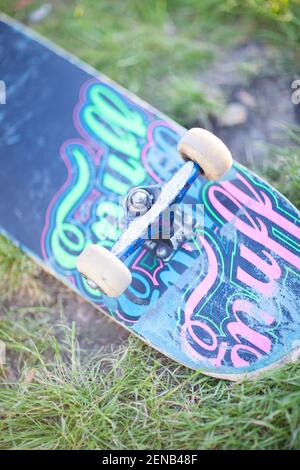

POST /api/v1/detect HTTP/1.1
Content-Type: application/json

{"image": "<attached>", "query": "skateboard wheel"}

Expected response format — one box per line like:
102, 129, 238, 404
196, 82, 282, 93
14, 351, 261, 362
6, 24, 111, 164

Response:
178, 128, 232, 180
76, 244, 132, 297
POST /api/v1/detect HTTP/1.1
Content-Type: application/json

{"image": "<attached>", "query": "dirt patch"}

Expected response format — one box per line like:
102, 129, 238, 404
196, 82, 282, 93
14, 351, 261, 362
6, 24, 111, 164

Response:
3, 270, 129, 353
201, 41, 299, 168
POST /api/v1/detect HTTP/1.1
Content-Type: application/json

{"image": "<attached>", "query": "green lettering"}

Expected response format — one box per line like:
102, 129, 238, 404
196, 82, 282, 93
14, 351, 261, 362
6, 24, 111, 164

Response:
90, 84, 146, 138
102, 153, 147, 195
84, 106, 140, 158
92, 201, 123, 246
51, 146, 91, 270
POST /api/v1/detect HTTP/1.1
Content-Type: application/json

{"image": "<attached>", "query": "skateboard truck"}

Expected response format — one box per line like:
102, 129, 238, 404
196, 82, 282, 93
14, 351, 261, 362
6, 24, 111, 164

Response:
126, 186, 198, 261
77, 128, 232, 297
125, 185, 184, 261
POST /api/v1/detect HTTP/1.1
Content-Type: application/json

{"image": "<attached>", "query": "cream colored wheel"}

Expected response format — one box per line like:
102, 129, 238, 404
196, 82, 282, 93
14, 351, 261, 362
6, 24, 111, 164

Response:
178, 128, 232, 180
76, 244, 132, 297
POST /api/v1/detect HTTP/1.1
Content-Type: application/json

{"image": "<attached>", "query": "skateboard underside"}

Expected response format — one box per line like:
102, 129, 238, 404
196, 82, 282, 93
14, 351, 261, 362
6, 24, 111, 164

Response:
0, 16, 299, 380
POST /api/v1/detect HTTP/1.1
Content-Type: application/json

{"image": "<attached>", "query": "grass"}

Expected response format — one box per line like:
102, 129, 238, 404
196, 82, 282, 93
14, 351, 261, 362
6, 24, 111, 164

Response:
264, 126, 300, 209
0, 235, 38, 300
0, 0, 300, 450
1, 320, 300, 450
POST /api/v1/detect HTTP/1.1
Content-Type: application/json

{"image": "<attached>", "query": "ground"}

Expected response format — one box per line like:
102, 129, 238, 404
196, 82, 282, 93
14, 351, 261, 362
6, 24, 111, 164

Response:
0, 0, 300, 450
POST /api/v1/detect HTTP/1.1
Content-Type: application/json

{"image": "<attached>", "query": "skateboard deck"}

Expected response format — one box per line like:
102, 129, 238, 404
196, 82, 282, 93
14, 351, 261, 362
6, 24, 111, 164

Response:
0, 15, 300, 380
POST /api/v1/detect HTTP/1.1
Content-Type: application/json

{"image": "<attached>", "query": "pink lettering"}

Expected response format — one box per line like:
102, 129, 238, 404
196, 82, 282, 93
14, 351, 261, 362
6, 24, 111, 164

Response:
227, 299, 273, 358
237, 245, 281, 295
231, 344, 262, 367
181, 235, 227, 366
221, 173, 300, 241
208, 184, 300, 270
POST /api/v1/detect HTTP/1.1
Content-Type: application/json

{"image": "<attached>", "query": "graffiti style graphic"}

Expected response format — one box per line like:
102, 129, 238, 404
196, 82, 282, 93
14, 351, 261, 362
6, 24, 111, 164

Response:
41, 79, 195, 309
41, 77, 300, 374
1, 17, 299, 376
179, 172, 300, 370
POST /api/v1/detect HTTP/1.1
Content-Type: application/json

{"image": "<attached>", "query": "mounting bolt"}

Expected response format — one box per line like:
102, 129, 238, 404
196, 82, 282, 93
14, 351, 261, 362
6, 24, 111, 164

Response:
126, 188, 153, 217
156, 246, 169, 259
86, 278, 99, 290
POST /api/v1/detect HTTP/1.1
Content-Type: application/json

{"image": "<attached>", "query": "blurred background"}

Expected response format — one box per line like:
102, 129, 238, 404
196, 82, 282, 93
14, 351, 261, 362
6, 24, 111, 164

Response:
1, 0, 300, 173
1, 0, 300, 200
0, 0, 300, 450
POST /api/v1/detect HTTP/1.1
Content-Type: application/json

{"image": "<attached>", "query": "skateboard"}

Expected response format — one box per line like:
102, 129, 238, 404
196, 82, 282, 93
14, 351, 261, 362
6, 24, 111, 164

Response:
0, 15, 299, 381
